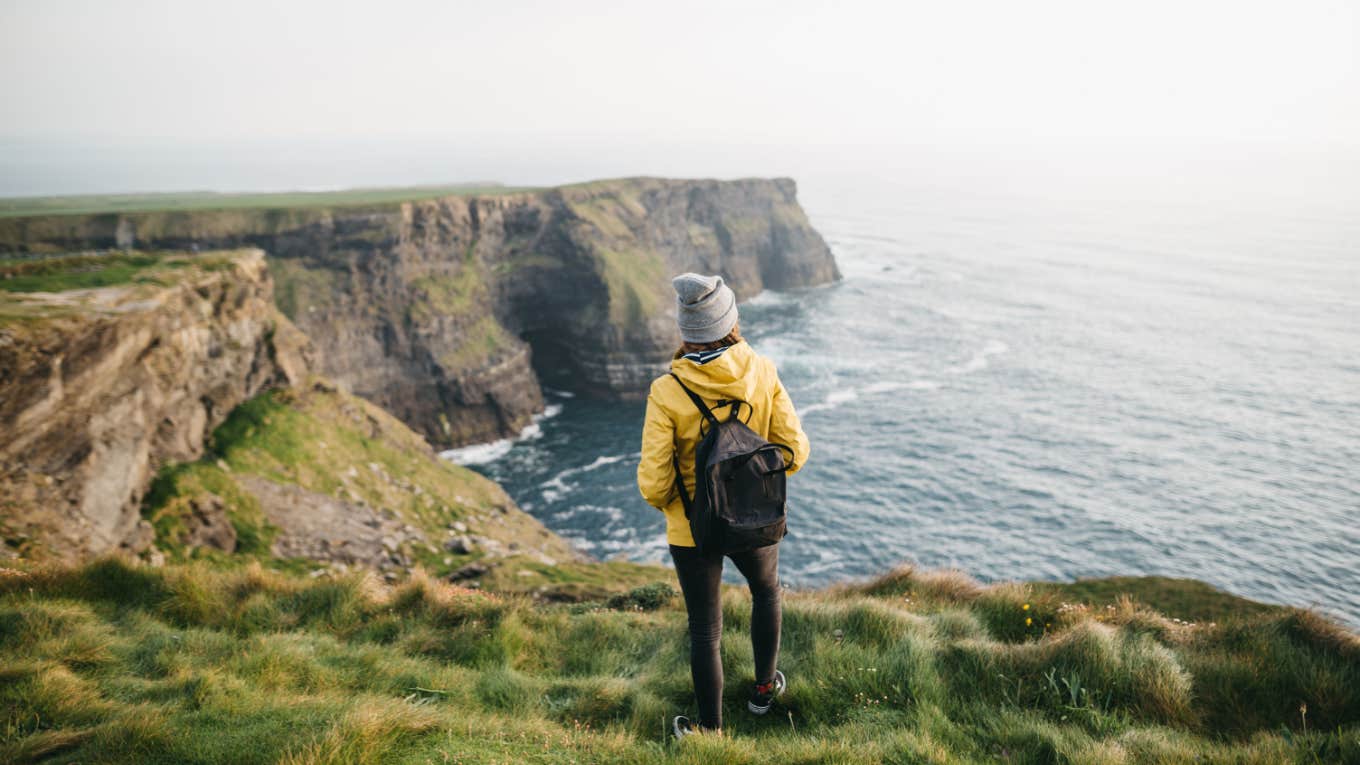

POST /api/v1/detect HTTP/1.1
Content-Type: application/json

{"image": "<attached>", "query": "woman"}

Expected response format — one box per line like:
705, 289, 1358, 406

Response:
637, 273, 811, 739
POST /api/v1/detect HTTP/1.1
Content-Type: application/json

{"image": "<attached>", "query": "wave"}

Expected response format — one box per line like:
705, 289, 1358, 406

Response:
439, 403, 564, 466
745, 288, 810, 308
800, 378, 940, 415
439, 438, 516, 466
800, 389, 858, 415
539, 451, 640, 502
550, 503, 627, 525
861, 379, 942, 394
949, 340, 1010, 374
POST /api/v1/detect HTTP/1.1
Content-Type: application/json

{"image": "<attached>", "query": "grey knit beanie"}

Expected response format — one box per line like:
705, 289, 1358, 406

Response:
672, 272, 738, 343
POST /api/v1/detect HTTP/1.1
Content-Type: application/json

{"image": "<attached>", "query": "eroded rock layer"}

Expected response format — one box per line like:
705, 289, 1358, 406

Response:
0, 178, 839, 447
0, 250, 314, 559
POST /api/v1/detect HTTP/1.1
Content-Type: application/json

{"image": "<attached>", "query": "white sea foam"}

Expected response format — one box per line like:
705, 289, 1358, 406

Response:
551, 505, 632, 552
439, 438, 515, 466
581, 452, 635, 471
950, 340, 1010, 374
800, 389, 859, 415
551, 503, 627, 525
538, 452, 639, 502
439, 403, 560, 465
800, 377, 942, 416
543, 387, 576, 399
827, 390, 858, 405
746, 289, 794, 307
859, 379, 942, 394
861, 380, 905, 394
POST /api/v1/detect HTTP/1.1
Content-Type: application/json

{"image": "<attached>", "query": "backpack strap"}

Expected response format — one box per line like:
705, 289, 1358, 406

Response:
669, 373, 748, 427
668, 373, 719, 428
671, 451, 694, 520
667, 374, 708, 520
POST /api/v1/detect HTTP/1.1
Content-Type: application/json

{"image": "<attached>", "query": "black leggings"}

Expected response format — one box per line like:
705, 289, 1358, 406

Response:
669, 543, 782, 730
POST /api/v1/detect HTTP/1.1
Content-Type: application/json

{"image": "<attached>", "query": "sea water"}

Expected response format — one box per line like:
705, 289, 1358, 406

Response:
446, 173, 1360, 625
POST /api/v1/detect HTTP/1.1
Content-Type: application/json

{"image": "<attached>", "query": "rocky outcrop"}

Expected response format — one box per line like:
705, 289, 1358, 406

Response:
0, 250, 314, 560
0, 177, 839, 448
239, 474, 420, 570
137, 382, 587, 578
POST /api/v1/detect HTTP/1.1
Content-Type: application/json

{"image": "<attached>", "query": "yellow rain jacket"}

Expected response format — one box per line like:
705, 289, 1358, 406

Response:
637, 340, 811, 547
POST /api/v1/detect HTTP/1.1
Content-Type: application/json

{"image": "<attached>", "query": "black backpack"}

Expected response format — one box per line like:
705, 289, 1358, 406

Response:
669, 373, 793, 556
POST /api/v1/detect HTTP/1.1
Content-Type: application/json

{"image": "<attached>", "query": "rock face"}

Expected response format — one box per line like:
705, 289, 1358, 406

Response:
0, 250, 314, 560
0, 177, 839, 448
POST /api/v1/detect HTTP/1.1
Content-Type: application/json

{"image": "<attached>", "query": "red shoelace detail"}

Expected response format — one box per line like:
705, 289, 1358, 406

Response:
755, 680, 775, 695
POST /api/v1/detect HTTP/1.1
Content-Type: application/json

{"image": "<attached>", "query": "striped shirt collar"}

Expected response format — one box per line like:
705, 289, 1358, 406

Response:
680, 346, 730, 365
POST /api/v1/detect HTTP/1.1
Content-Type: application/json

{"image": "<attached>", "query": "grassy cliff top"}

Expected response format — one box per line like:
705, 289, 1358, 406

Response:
0, 177, 799, 221
0, 249, 265, 325
1, 558, 1355, 764
0, 184, 541, 219
0, 249, 251, 293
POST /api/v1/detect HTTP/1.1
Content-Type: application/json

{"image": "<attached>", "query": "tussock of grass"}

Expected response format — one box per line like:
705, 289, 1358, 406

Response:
1, 558, 1356, 763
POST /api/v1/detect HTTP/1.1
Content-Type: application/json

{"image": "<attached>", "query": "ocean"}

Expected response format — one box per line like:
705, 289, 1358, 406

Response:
445, 172, 1360, 626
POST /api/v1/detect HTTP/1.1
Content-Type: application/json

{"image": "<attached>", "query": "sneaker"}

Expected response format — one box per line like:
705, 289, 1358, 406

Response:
672, 715, 695, 741
747, 669, 786, 715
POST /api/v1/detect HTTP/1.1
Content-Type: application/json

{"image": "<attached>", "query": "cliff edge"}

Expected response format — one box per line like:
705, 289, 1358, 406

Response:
0, 250, 315, 559
0, 177, 839, 448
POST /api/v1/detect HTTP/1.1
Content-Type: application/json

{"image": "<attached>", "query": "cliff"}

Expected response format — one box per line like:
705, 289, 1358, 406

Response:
0, 249, 315, 560
0, 178, 839, 448
0, 248, 605, 579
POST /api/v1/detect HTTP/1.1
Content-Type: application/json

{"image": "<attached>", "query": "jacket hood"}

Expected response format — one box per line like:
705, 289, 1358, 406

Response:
669, 340, 763, 403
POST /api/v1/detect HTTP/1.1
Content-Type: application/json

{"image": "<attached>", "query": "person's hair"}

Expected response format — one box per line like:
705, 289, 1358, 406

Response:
679, 324, 743, 355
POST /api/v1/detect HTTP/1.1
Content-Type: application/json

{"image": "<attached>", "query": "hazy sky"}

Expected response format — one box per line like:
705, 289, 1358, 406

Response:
2, 0, 1357, 194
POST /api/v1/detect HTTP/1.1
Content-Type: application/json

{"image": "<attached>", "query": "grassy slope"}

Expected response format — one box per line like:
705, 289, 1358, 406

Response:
141, 384, 659, 598
1, 560, 1356, 764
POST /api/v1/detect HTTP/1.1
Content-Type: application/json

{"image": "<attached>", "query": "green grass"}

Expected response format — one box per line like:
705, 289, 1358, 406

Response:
435, 317, 512, 371
596, 249, 668, 325
1036, 576, 1287, 624
140, 384, 581, 580
408, 266, 487, 324
268, 257, 343, 322
0, 185, 542, 219
1, 559, 1355, 764
0, 251, 235, 293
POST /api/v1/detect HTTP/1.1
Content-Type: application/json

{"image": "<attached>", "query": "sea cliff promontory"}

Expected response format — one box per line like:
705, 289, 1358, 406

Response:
1, 178, 840, 448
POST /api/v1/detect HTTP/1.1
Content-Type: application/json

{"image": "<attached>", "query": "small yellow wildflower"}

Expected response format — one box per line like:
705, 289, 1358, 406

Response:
1022, 603, 1030, 611
1025, 617, 1033, 626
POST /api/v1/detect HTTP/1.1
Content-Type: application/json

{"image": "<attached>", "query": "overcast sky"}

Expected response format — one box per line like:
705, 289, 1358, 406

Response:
1, 0, 1357, 194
